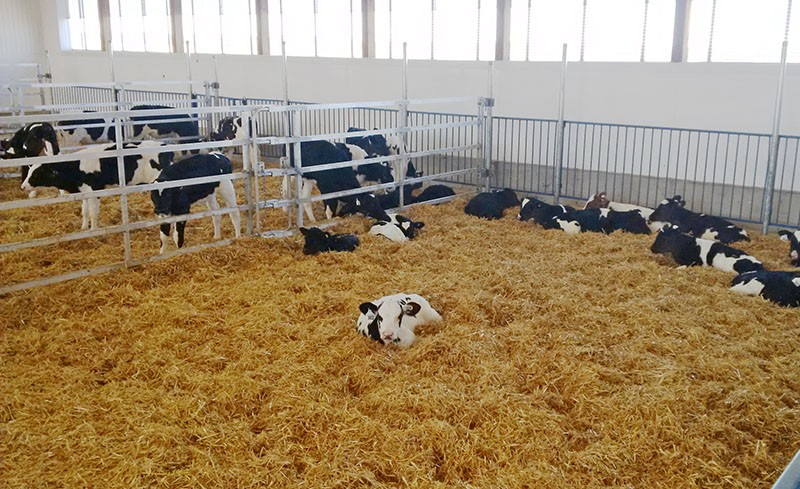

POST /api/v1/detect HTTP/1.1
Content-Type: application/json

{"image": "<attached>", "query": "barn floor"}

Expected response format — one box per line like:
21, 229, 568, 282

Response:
2, 171, 800, 487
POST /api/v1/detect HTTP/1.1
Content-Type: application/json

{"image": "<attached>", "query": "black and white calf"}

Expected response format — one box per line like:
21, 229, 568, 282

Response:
346, 127, 422, 194
284, 140, 389, 222
517, 197, 575, 227
369, 214, 425, 243
21, 140, 174, 230
650, 225, 763, 274
299, 227, 360, 255
356, 293, 442, 347
584, 191, 664, 232
730, 270, 800, 307
606, 209, 652, 234
150, 153, 241, 254
778, 229, 800, 267
465, 188, 520, 220
551, 208, 612, 234
2, 122, 61, 198
649, 195, 749, 243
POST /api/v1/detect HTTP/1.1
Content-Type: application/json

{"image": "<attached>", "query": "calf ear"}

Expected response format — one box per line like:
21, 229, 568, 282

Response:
413, 221, 425, 229
778, 230, 791, 241
359, 302, 378, 315
403, 301, 422, 317
299, 227, 309, 236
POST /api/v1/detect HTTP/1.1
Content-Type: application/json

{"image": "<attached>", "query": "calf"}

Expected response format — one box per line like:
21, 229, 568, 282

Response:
283, 140, 388, 222
650, 225, 763, 274
606, 209, 651, 234
346, 127, 422, 194
21, 140, 174, 230
356, 293, 442, 347
584, 191, 665, 232
517, 197, 575, 226
57, 113, 115, 148
369, 214, 425, 243
151, 152, 241, 254
649, 195, 749, 243
299, 227, 360, 255
777, 229, 800, 267
552, 208, 613, 234
464, 188, 519, 219
3, 122, 61, 198
414, 184, 455, 204
730, 270, 800, 307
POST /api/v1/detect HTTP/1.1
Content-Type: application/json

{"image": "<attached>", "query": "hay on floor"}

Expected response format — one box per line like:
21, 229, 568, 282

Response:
2, 178, 799, 488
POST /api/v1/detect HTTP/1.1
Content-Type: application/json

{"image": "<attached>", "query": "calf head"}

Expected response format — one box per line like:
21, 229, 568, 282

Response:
338, 193, 390, 221
649, 195, 687, 223
211, 116, 245, 141
356, 162, 394, 185
299, 226, 332, 254
584, 191, 610, 209
650, 224, 684, 254
393, 214, 425, 240
517, 197, 546, 221
778, 229, 800, 266
406, 161, 423, 190
358, 299, 422, 346
495, 188, 520, 209
346, 127, 390, 157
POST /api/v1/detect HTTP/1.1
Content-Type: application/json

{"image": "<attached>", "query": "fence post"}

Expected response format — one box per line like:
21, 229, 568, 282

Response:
482, 61, 495, 192
112, 109, 132, 264
761, 40, 788, 235
553, 43, 568, 204
398, 42, 409, 208
242, 109, 255, 236
203, 81, 213, 137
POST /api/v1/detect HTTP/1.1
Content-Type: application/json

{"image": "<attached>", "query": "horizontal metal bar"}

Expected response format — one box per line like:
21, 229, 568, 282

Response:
0, 203, 248, 253
0, 104, 261, 125
0, 239, 234, 296
260, 96, 479, 113
261, 120, 480, 145
1, 80, 208, 90
0, 172, 247, 211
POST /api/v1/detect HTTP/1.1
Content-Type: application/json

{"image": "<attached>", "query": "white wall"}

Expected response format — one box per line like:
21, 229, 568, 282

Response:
19, 0, 800, 136
0, 0, 45, 79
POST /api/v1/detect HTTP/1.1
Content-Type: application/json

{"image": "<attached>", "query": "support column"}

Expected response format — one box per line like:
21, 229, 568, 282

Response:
495, 0, 511, 61
671, 0, 691, 62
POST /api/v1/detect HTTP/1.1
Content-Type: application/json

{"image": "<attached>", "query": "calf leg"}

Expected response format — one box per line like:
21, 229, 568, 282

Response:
88, 196, 100, 230
205, 193, 222, 239
176, 221, 186, 248
159, 223, 171, 254
81, 198, 89, 230
216, 180, 241, 238
301, 178, 316, 222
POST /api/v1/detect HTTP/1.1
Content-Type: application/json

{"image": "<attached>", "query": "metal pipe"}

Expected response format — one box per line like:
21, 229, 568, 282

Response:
483, 61, 495, 191
761, 41, 788, 235
399, 42, 409, 208
112, 112, 132, 262
554, 43, 568, 203
186, 40, 193, 97
242, 110, 255, 235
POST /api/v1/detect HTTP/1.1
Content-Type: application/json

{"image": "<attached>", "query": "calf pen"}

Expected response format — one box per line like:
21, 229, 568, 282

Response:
2, 81, 799, 488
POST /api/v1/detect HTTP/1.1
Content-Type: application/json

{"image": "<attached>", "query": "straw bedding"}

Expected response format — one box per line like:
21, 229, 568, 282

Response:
1, 175, 799, 487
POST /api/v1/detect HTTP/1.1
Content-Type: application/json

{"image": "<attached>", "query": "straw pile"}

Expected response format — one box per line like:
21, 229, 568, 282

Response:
2, 179, 799, 487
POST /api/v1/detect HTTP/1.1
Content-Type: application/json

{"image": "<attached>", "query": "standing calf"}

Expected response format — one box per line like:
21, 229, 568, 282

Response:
150, 152, 241, 254
777, 229, 800, 267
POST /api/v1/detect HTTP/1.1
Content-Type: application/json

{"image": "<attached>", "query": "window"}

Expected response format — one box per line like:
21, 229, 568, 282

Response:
688, 0, 794, 62
511, 0, 583, 61
268, 0, 362, 57
375, 0, 433, 59
183, 0, 259, 55
109, 0, 172, 53
642, 0, 675, 61
65, 0, 102, 50
432, 0, 496, 61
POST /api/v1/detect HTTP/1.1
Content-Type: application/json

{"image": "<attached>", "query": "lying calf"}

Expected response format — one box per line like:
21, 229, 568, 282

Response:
649, 195, 749, 243
299, 227, 360, 255
369, 214, 425, 243
650, 225, 763, 274
778, 229, 800, 267
584, 191, 664, 232
465, 188, 519, 220
151, 152, 241, 254
356, 293, 442, 347
517, 197, 575, 226
730, 270, 800, 307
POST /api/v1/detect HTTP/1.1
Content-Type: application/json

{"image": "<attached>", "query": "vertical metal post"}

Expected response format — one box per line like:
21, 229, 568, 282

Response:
761, 41, 788, 235
250, 108, 262, 234
203, 81, 212, 137
45, 50, 54, 106
707, 0, 717, 62
242, 110, 255, 235
186, 40, 194, 98
482, 61, 495, 192
212, 55, 220, 130
113, 110, 132, 263
554, 43, 568, 204
313, 0, 319, 57
640, 0, 649, 62
398, 42, 409, 208
36, 64, 46, 107
580, 0, 587, 61
293, 118, 304, 229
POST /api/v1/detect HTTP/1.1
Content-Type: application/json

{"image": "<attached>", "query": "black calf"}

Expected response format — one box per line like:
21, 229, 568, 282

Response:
465, 188, 519, 219
300, 227, 360, 254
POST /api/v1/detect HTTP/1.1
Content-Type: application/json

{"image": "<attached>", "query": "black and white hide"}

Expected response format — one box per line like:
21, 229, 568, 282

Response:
551, 208, 613, 235
778, 229, 800, 267
284, 140, 390, 222
517, 197, 575, 227
150, 152, 241, 254
57, 113, 115, 148
649, 195, 749, 244
730, 270, 800, 307
356, 293, 442, 347
369, 214, 425, 243
346, 127, 421, 194
606, 209, 652, 234
299, 227, 360, 255
650, 225, 763, 274
464, 188, 520, 219
21, 140, 174, 230
2, 122, 61, 198
584, 191, 665, 232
